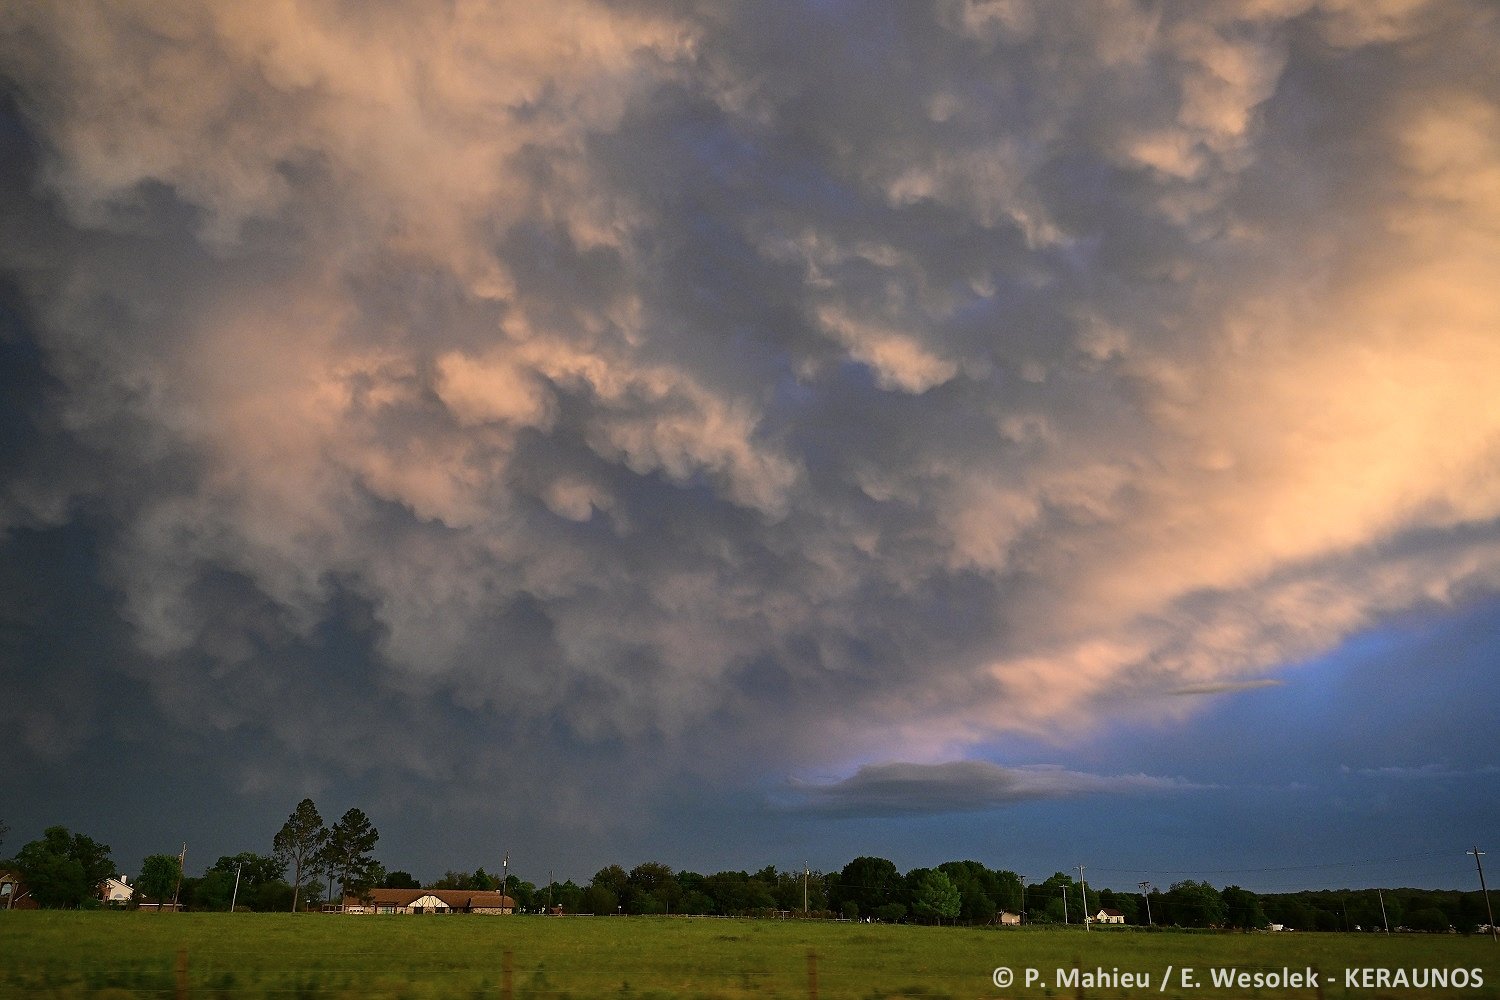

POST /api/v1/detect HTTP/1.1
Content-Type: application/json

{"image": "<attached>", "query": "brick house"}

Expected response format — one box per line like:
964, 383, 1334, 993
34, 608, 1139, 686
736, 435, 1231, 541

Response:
340, 888, 516, 914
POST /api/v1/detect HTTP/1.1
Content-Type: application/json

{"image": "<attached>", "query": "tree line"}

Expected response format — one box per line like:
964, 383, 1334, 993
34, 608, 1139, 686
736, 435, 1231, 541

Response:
0, 800, 378, 912
1, 815, 1491, 931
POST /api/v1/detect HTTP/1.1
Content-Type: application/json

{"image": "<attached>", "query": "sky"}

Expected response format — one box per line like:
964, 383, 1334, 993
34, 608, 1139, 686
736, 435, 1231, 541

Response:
1, 0, 1498, 894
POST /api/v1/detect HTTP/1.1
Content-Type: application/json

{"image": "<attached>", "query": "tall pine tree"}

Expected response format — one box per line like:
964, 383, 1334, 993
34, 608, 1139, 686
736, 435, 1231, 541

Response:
272, 799, 327, 912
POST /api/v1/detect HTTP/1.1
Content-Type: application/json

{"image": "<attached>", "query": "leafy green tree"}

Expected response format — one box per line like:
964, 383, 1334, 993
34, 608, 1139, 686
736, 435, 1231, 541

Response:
552, 879, 585, 913
581, 884, 617, 914
272, 798, 327, 912
835, 857, 900, 916
210, 852, 286, 886
504, 875, 536, 911
937, 861, 1000, 924
680, 889, 715, 914
0, 818, 8, 851
249, 880, 294, 912
382, 870, 421, 889
472, 867, 498, 890
1408, 906, 1451, 933
302, 876, 327, 909
1222, 885, 1267, 929
15, 826, 115, 909
1036, 872, 1080, 924
911, 869, 961, 924
1164, 881, 1227, 928
192, 869, 235, 911
702, 870, 775, 914
591, 864, 629, 899
628, 861, 680, 914
433, 870, 475, 890
202, 853, 285, 911
139, 854, 182, 910
323, 808, 380, 903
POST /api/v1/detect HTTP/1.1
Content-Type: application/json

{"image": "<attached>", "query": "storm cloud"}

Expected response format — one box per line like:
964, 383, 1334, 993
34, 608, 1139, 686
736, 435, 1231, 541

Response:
2, 1, 1498, 872
787, 761, 1193, 817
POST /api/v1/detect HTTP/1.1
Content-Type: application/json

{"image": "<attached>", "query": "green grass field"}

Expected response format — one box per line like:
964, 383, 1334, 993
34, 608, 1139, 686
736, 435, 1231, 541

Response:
1, 913, 1496, 999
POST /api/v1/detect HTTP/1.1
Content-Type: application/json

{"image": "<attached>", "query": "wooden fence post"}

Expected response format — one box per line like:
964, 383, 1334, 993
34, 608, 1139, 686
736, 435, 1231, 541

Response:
502, 948, 513, 1000
807, 949, 819, 1000
175, 945, 188, 1000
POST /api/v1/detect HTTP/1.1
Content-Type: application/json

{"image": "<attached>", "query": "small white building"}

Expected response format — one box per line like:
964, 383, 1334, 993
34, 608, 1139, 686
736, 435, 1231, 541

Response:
1094, 908, 1126, 924
100, 876, 134, 905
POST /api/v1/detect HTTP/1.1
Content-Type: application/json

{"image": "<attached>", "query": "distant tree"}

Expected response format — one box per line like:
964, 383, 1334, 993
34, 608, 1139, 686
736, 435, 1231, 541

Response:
323, 808, 380, 903
1222, 886, 1267, 929
546, 878, 584, 913
249, 880, 294, 912
382, 870, 421, 889
15, 826, 115, 909
591, 864, 629, 899
937, 861, 999, 924
1036, 872, 1080, 924
581, 884, 617, 915
433, 870, 475, 890
1107, 891, 1140, 924
209, 852, 287, 887
911, 869, 961, 924
680, 889, 715, 914
701, 870, 774, 914
835, 857, 900, 916
628, 862, 680, 914
472, 867, 498, 890
505, 876, 537, 911
0, 818, 8, 851
199, 853, 285, 910
272, 798, 327, 912
191, 868, 235, 911
841, 900, 859, 921
139, 854, 182, 910
1164, 881, 1227, 928
1408, 907, 1451, 933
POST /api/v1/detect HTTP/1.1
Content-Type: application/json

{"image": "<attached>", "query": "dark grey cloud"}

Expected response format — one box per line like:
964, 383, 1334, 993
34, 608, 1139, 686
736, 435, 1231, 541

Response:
786, 760, 1195, 818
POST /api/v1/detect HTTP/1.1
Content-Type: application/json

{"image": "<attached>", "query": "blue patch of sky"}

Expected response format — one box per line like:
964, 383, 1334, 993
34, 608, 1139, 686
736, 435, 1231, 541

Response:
781, 599, 1500, 890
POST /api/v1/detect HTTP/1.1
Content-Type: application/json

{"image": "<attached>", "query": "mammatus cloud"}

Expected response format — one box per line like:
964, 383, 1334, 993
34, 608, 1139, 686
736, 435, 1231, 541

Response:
787, 761, 1196, 818
1, 0, 1498, 830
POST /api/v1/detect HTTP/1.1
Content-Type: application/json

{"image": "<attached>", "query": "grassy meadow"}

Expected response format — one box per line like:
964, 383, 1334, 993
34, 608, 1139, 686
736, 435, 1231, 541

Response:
1, 912, 1496, 999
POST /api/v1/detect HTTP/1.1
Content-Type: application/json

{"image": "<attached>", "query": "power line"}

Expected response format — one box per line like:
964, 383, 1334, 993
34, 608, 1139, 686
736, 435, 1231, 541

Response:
1090, 850, 1455, 877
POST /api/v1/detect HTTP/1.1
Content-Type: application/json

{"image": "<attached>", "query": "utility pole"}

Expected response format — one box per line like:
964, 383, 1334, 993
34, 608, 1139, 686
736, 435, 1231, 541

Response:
171, 843, 186, 910
1078, 865, 1091, 933
1018, 876, 1028, 925
803, 864, 810, 915
230, 861, 244, 913
548, 869, 554, 912
1062, 884, 1068, 924
1377, 888, 1389, 934
1139, 882, 1153, 927
503, 854, 510, 913
1470, 847, 1497, 943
